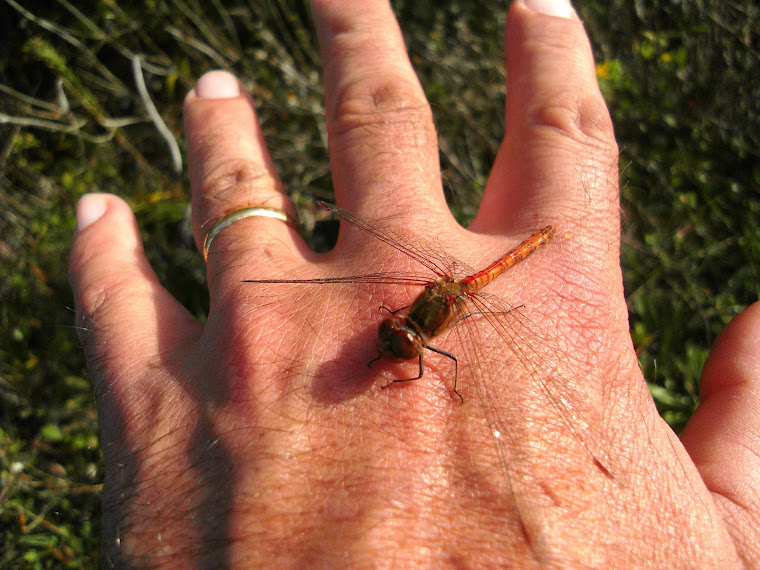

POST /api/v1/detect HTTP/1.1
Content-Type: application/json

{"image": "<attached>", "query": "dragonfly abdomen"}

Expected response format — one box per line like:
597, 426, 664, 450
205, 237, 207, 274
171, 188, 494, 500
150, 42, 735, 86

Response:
463, 226, 554, 293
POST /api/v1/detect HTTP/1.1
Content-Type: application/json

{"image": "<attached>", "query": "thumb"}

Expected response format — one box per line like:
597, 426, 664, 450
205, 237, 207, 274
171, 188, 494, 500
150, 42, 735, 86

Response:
681, 301, 760, 563
69, 193, 202, 397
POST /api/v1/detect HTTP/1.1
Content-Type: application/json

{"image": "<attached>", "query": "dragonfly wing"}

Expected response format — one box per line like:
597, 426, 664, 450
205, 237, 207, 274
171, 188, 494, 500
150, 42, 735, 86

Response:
243, 271, 433, 286
462, 291, 614, 478
318, 202, 474, 279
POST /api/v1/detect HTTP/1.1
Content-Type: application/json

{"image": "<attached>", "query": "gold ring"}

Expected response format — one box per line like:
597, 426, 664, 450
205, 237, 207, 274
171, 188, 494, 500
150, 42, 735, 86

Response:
202, 206, 299, 261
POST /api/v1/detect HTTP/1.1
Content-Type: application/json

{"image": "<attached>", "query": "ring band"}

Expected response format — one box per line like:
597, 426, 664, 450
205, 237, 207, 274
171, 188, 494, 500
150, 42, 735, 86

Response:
202, 206, 299, 261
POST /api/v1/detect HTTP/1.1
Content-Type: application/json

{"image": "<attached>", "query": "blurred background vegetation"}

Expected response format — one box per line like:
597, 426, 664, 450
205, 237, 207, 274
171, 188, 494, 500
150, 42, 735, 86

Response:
1, 0, 758, 566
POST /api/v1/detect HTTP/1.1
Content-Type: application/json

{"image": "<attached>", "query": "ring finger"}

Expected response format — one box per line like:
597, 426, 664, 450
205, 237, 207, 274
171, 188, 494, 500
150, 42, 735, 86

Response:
184, 70, 299, 291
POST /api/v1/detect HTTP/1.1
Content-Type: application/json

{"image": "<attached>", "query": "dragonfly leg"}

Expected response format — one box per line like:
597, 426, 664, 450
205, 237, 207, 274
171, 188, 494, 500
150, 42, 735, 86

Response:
379, 354, 424, 388
377, 349, 463, 404
379, 304, 409, 315
423, 345, 464, 404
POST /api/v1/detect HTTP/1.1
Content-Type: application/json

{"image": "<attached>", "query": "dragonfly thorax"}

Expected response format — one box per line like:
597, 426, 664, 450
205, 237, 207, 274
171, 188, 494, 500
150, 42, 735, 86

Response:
407, 284, 464, 339
376, 284, 465, 363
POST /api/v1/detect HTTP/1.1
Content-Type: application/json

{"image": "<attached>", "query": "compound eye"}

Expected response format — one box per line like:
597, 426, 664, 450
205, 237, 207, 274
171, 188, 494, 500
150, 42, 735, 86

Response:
378, 318, 421, 359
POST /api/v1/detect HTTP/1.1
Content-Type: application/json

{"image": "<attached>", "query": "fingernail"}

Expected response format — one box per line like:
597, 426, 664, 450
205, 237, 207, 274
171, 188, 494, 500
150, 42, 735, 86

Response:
195, 70, 240, 99
520, 0, 576, 19
76, 193, 108, 232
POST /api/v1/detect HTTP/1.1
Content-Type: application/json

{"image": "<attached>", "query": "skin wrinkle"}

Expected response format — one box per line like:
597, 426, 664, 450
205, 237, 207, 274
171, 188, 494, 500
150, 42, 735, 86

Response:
196, 164, 288, 241
708, 454, 760, 513
488, 243, 626, 398
326, 65, 430, 115
544, 197, 618, 241
318, 14, 420, 108
238, 412, 440, 563
209, 236, 304, 295
526, 91, 617, 149
75, 272, 154, 349
506, 311, 624, 491
717, 497, 760, 566
315, 6, 393, 49
197, 155, 282, 202
325, 64, 434, 134
103, 343, 234, 566
548, 252, 626, 337
327, 121, 437, 200
102, 432, 199, 563
327, 107, 436, 161
227, 287, 376, 406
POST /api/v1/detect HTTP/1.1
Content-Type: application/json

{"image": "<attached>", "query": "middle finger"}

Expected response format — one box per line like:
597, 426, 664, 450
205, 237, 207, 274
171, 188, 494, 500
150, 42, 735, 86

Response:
312, 0, 446, 219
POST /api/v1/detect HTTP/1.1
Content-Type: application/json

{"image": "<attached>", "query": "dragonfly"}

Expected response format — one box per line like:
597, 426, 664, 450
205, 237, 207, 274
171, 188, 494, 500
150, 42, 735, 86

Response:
242, 201, 610, 481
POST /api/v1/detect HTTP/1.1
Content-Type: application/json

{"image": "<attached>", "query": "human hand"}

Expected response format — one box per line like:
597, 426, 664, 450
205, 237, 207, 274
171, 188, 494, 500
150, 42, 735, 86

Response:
69, 0, 760, 566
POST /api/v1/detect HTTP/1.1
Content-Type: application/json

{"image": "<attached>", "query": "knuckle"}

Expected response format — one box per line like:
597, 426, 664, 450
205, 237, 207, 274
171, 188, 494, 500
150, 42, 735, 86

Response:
529, 91, 618, 156
73, 275, 130, 387
196, 158, 283, 241
77, 278, 110, 324
76, 273, 133, 332
327, 74, 434, 139
199, 157, 281, 205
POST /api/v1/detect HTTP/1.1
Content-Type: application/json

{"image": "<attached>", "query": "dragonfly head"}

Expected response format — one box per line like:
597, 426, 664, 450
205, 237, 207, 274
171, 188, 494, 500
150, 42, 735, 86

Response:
377, 316, 423, 361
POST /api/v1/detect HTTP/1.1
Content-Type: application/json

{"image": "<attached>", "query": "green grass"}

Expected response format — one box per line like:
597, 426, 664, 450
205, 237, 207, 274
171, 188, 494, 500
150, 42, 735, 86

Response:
1, 0, 758, 566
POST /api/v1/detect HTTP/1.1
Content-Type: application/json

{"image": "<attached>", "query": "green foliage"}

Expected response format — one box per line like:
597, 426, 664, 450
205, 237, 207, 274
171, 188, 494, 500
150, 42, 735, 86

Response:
1, 0, 758, 563
583, 0, 760, 428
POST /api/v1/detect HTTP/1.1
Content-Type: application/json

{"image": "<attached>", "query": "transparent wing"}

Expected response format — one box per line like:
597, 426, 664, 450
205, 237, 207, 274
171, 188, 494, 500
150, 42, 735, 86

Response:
243, 271, 433, 287
318, 201, 476, 280
460, 290, 614, 479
